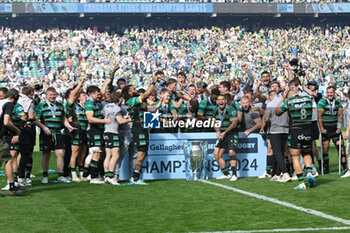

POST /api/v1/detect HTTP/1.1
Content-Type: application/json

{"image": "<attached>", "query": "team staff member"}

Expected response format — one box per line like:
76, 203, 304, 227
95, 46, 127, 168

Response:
0, 89, 24, 196
276, 86, 315, 190
85, 85, 111, 184
264, 85, 290, 183
213, 94, 239, 181
102, 91, 131, 185
123, 74, 158, 185
317, 86, 345, 174
65, 78, 88, 182
36, 87, 73, 184
342, 89, 350, 178
1, 98, 26, 191
241, 96, 262, 137
17, 86, 36, 187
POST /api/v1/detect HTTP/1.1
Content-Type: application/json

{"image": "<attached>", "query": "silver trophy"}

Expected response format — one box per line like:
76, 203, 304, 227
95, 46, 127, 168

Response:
183, 141, 208, 181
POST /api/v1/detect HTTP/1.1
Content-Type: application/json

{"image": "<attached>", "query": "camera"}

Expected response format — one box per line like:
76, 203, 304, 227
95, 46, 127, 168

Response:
158, 78, 166, 87
289, 59, 305, 78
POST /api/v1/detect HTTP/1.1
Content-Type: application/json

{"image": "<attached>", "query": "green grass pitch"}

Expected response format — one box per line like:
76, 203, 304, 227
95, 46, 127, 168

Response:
1, 141, 350, 233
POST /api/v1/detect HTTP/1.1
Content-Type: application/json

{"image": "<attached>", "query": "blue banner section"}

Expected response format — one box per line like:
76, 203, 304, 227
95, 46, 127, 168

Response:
306, 3, 350, 13
118, 132, 267, 180
277, 4, 294, 13
81, 3, 213, 13
0, 4, 12, 13
23, 3, 213, 13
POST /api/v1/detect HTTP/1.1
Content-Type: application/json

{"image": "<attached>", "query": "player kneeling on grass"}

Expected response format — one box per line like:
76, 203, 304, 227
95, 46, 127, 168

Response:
275, 84, 315, 190
102, 91, 131, 185
213, 94, 239, 182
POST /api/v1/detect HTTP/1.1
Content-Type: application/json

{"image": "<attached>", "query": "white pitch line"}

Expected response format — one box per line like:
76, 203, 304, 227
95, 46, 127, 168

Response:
200, 180, 350, 226
197, 226, 350, 233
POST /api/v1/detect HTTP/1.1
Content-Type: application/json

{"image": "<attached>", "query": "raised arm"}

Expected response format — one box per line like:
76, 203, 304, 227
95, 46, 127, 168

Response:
140, 75, 158, 102
69, 77, 88, 103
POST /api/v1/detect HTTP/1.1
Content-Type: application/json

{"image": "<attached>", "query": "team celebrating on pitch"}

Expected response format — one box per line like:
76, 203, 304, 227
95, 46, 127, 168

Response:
0, 64, 349, 196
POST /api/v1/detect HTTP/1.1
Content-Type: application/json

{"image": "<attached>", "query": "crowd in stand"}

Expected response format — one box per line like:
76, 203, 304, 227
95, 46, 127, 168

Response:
1, 25, 349, 102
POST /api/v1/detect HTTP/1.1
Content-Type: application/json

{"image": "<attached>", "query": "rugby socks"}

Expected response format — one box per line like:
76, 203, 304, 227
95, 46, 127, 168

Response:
104, 172, 114, 178
323, 153, 329, 173
82, 167, 90, 178
221, 167, 230, 176
266, 156, 273, 175
9, 182, 16, 191
297, 173, 304, 183
71, 167, 78, 179
79, 166, 84, 177
90, 160, 99, 179
231, 166, 237, 176
317, 160, 322, 171
305, 167, 312, 174
341, 153, 347, 170
14, 172, 18, 183
133, 170, 140, 181
43, 171, 48, 177
58, 172, 64, 178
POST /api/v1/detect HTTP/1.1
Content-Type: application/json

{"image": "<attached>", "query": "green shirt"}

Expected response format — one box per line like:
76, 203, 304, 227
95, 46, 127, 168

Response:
317, 97, 343, 126
35, 100, 65, 134
12, 103, 25, 120
198, 97, 217, 118
85, 98, 103, 130
213, 105, 237, 132
280, 95, 313, 127
231, 101, 242, 130
126, 96, 146, 129
66, 100, 88, 131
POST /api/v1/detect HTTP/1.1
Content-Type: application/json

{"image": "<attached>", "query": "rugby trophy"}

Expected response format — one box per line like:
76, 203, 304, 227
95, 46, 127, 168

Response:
183, 141, 208, 181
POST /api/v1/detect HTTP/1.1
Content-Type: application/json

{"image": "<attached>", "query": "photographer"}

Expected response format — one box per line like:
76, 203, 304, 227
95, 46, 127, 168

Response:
17, 86, 36, 187
0, 89, 25, 196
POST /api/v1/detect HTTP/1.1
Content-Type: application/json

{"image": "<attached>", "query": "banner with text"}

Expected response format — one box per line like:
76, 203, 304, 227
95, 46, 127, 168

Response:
118, 132, 267, 180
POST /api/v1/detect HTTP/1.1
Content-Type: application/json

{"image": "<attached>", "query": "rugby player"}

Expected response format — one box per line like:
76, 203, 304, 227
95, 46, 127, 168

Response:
213, 94, 239, 181
276, 85, 315, 190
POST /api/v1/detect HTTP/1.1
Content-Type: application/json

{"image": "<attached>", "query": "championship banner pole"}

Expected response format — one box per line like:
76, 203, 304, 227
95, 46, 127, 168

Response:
317, 121, 324, 175
339, 134, 342, 175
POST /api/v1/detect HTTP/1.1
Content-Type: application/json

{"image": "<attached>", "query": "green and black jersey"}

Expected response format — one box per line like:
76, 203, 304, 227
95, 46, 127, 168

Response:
178, 103, 198, 132
213, 105, 237, 133
198, 97, 217, 118
11, 103, 25, 130
66, 100, 88, 131
126, 96, 147, 130
35, 100, 65, 134
12, 103, 25, 120
152, 100, 176, 116
178, 103, 196, 118
317, 97, 343, 126
231, 101, 242, 130
85, 98, 103, 131
169, 91, 179, 105
280, 95, 313, 127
